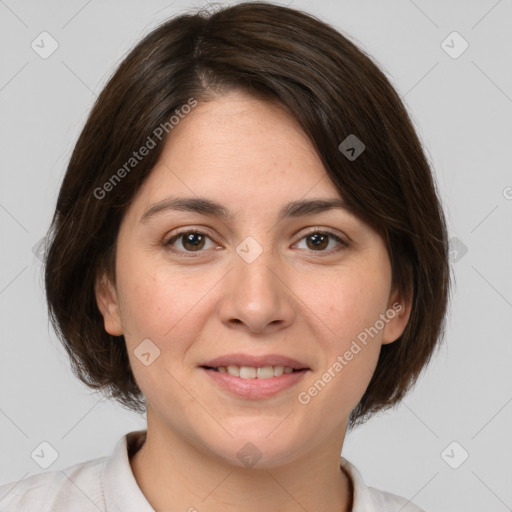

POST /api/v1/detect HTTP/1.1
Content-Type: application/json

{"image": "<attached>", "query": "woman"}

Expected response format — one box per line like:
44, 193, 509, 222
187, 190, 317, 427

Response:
0, 2, 450, 510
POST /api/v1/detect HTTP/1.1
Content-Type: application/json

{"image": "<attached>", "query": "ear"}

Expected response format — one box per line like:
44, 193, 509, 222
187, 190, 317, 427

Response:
381, 287, 413, 345
95, 271, 124, 336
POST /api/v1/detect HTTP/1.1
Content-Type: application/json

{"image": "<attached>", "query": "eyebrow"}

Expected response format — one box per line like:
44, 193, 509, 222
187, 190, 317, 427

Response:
140, 196, 351, 224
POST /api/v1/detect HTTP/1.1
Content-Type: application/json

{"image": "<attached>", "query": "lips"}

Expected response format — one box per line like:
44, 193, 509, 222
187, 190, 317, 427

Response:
200, 353, 310, 371
199, 353, 311, 398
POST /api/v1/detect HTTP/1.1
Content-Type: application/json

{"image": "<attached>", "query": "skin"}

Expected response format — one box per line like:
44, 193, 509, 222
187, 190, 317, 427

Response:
96, 89, 412, 512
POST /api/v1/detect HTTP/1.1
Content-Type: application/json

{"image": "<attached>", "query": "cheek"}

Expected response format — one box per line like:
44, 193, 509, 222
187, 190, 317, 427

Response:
294, 263, 389, 407
114, 261, 202, 404
114, 253, 220, 385
115, 248, 196, 338
116, 270, 171, 338
303, 262, 391, 344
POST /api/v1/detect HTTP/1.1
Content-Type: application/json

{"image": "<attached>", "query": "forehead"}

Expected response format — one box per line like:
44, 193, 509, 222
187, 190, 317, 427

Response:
129, 91, 342, 216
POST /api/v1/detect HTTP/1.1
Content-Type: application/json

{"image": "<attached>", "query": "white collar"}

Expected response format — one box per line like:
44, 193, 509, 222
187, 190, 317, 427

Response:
102, 430, 408, 512
102, 430, 153, 512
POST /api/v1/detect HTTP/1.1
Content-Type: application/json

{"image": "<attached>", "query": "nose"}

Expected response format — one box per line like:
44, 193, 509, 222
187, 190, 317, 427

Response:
216, 245, 296, 335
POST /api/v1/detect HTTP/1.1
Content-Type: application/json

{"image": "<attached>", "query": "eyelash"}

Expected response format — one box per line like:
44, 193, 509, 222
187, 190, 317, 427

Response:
163, 227, 349, 257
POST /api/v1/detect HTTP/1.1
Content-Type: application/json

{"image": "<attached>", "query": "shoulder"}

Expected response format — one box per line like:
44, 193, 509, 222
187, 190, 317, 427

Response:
366, 486, 427, 512
0, 456, 107, 511
340, 457, 427, 512
0, 430, 149, 512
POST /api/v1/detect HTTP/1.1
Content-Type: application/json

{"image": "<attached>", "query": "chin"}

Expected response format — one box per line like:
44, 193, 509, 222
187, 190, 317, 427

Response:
200, 425, 308, 470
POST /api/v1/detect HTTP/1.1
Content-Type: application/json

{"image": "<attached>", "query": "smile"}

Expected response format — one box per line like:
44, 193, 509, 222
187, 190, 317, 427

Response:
203, 364, 300, 379
200, 366, 309, 399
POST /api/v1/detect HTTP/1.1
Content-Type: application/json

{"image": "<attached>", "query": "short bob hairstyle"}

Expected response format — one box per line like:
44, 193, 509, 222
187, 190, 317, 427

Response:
44, 1, 451, 429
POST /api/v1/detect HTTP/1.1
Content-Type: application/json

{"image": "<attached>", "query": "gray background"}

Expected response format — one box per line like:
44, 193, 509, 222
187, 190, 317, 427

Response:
1, 0, 511, 510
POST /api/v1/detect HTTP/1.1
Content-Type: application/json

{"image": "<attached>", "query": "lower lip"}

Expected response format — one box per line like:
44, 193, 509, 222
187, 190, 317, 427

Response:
201, 368, 309, 399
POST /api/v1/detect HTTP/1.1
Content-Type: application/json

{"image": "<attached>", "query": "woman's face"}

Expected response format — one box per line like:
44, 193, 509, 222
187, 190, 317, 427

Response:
96, 90, 410, 468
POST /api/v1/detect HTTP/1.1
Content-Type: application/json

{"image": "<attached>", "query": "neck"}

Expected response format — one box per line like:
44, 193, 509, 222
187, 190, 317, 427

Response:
129, 421, 353, 512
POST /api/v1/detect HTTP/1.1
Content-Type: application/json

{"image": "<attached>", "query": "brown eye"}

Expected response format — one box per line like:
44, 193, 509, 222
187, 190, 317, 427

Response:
306, 232, 329, 250
296, 230, 348, 254
164, 230, 215, 253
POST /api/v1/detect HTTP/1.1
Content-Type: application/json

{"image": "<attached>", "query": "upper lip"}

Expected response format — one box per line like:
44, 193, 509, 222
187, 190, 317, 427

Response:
200, 353, 310, 370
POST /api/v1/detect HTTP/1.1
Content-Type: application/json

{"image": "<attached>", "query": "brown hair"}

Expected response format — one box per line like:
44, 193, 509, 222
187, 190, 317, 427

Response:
44, 1, 451, 428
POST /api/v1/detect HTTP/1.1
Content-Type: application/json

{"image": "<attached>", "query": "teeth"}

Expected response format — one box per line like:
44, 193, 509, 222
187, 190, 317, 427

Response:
227, 365, 240, 377
240, 366, 256, 379
273, 366, 284, 377
256, 366, 273, 379
216, 365, 296, 379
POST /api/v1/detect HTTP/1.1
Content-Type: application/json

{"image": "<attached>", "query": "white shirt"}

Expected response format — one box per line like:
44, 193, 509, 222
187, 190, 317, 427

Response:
0, 430, 425, 511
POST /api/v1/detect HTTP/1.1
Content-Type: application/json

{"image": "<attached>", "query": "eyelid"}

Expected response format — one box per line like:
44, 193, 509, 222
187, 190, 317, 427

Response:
164, 225, 349, 256
297, 226, 349, 246
164, 227, 221, 253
